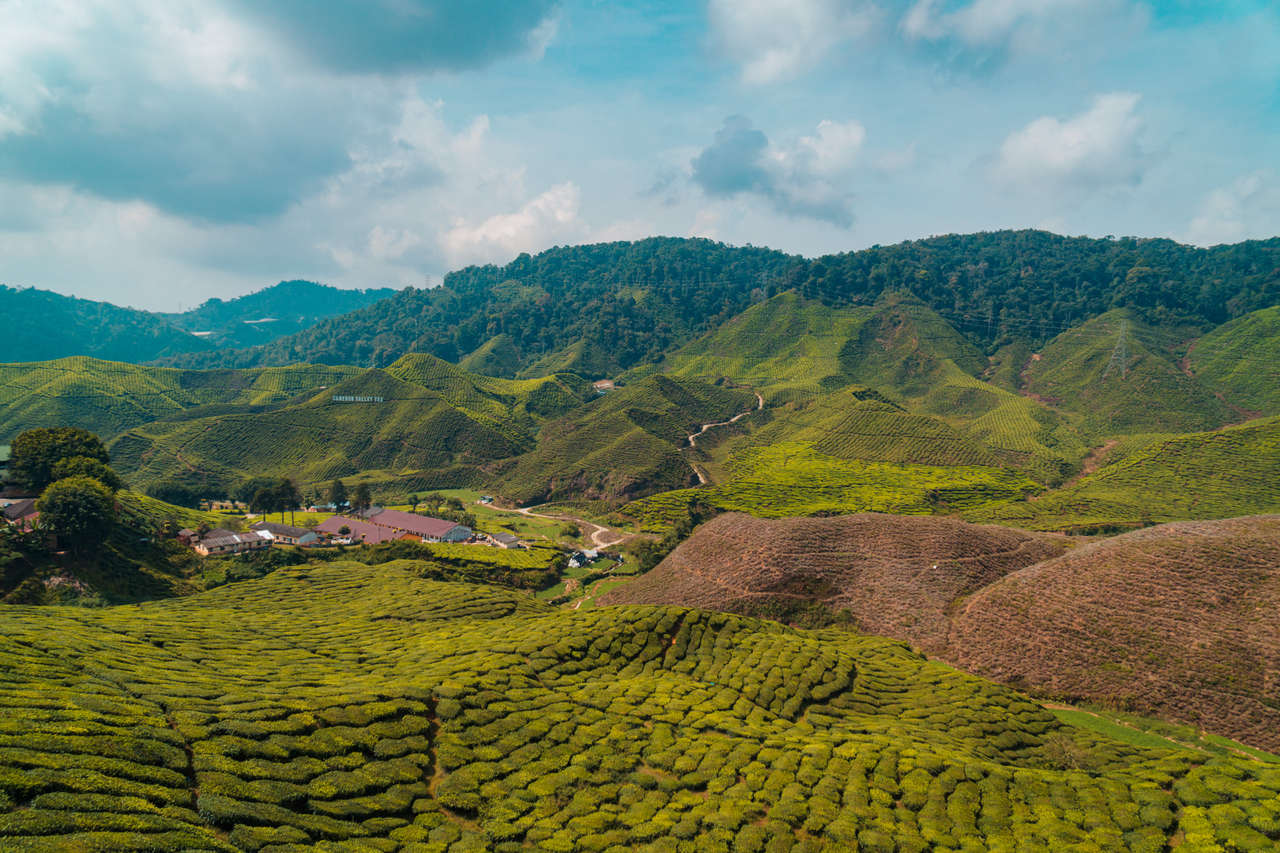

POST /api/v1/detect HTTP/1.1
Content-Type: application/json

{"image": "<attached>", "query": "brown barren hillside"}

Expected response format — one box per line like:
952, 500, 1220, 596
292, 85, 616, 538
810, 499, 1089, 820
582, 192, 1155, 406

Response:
948, 516, 1280, 751
601, 512, 1068, 653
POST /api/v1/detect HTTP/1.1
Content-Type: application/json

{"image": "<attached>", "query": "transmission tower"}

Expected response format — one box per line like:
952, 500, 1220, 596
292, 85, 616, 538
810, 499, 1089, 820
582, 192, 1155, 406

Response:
1102, 319, 1128, 380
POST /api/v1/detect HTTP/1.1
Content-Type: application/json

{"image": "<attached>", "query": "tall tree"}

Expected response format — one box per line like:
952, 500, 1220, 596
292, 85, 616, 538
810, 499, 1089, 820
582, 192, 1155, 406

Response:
328, 479, 349, 511
51, 456, 123, 493
275, 478, 300, 524
11, 427, 109, 492
353, 483, 373, 516
36, 476, 116, 558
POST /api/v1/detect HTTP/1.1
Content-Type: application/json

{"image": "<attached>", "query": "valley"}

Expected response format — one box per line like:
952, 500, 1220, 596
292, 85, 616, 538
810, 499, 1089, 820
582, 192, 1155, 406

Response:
2, 231, 1279, 851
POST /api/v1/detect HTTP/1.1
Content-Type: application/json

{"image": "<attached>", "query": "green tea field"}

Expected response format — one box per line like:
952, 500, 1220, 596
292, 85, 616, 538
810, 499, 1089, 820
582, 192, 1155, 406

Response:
3, 561, 1280, 851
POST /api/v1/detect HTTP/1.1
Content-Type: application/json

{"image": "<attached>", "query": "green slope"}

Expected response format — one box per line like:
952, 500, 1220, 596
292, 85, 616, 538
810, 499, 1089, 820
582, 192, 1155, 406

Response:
0, 357, 362, 441
457, 332, 522, 378
494, 374, 756, 505
1190, 305, 1280, 415
2, 561, 1278, 850
108, 358, 593, 496
0, 285, 211, 364
1021, 309, 1234, 437
970, 416, 1280, 531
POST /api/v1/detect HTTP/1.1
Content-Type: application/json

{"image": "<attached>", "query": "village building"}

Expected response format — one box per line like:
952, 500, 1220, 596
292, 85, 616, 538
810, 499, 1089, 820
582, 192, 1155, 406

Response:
250, 521, 319, 546
192, 529, 271, 556
491, 531, 523, 549
315, 507, 472, 544
1, 497, 37, 529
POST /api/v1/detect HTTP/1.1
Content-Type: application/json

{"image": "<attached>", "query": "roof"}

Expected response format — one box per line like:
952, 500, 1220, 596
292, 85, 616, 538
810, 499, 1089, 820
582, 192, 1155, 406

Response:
2, 498, 37, 522
200, 529, 269, 547
251, 521, 311, 538
492, 531, 521, 545
361, 508, 465, 539
177, 528, 196, 537
315, 515, 401, 544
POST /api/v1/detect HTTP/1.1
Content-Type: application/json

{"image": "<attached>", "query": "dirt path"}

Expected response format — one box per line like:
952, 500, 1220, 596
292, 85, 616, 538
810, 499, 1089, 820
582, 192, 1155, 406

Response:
487, 502, 627, 549
686, 392, 764, 449
1040, 702, 1265, 762
1031, 439, 1119, 499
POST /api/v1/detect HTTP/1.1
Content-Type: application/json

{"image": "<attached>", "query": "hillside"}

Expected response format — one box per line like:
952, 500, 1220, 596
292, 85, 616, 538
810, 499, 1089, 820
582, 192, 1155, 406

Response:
3, 560, 1279, 850
1020, 309, 1234, 437
157, 231, 1280, 375
162, 281, 397, 350
950, 516, 1280, 751
971, 415, 1280, 531
601, 512, 1068, 652
0, 357, 361, 442
159, 238, 798, 372
1189, 304, 1280, 415
492, 375, 756, 505
0, 285, 211, 363
109, 355, 595, 497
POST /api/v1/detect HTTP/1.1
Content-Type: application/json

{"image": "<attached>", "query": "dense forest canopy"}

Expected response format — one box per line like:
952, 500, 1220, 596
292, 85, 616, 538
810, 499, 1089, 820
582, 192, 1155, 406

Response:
158, 231, 1280, 373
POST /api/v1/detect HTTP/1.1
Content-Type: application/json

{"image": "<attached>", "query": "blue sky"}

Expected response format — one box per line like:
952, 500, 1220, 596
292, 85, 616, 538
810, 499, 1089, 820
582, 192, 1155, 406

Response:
0, 0, 1277, 310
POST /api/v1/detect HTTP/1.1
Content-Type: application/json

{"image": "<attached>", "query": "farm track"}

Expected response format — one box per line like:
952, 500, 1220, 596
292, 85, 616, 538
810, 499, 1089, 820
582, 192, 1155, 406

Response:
685, 391, 765, 485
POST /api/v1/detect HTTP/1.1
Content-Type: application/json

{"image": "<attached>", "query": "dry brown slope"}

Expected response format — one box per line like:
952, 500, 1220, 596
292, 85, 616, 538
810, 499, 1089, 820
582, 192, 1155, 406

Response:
601, 512, 1068, 653
949, 516, 1280, 751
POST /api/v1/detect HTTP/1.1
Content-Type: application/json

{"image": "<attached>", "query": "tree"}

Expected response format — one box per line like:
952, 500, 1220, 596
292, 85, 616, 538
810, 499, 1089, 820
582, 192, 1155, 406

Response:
236, 476, 278, 506
328, 479, 349, 511
250, 487, 279, 517
36, 476, 116, 558
353, 483, 373, 515
51, 456, 123, 493
408, 494, 420, 513
11, 427, 110, 492
274, 478, 301, 524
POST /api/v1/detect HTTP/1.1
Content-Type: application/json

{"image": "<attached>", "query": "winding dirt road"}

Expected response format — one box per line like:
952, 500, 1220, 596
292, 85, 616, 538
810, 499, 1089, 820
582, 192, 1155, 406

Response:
484, 502, 626, 549
685, 391, 765, 485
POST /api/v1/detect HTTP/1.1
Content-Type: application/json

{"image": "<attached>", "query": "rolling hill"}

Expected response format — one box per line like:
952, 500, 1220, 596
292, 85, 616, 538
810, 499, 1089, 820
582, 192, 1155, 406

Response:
601, 512, 1068, 652
606, 512, 1280, 752
0, 285, 211, 363
950, 516, 1280, 752
1189, 304, 1280, 415
161, 281, 397, 350
108, 355, 595, 497
3, 560, 1279, 850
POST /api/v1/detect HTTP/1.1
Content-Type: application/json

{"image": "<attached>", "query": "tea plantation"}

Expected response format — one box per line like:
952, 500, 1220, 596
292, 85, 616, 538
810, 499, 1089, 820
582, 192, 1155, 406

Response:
3, 561, 1279, 851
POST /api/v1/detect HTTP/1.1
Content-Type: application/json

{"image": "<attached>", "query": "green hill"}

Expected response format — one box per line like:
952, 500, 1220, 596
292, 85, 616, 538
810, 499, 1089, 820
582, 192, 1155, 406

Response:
493, 375, 756, 505
1190, 305, 1280, 415
457, 333, 522, 378
969, 416, 1280, 531
0, 357, 361, 442
0, 285, 211, 363
162, 281, 397, 350
109, 357, 594, 497
2, 561, 1278, 850
1021, 309, 1234, 437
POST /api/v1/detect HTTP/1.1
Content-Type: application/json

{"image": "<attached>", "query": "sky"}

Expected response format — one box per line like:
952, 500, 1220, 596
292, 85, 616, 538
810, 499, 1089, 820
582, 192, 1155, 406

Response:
0, 0, 1277, 310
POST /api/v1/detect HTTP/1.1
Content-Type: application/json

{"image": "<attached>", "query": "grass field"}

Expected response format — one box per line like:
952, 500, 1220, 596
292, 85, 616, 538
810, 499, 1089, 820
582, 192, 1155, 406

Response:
1189, 304, 1280, 415
3, 560, 1279, 850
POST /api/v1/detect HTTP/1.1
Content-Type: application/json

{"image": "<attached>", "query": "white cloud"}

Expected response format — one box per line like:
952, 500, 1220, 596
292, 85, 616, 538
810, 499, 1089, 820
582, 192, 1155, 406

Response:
1186, 171, 1280, 247
993, 92, 1145, 190
708, 0, 877, 84
441, 182, 585, 267
900, 0, 1136, 54
796, 119, 867, 176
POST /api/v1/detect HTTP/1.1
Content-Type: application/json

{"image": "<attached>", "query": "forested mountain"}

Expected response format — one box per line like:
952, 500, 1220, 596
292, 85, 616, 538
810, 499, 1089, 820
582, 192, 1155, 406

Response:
158, 231, 1280, 374
158, 238, 799, 373
0, 281, 397, 363
0, 285, 211, 363
161, 280, 397, 349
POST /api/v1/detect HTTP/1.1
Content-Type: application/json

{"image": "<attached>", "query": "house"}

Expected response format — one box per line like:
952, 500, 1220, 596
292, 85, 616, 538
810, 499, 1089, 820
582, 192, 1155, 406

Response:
176, 528, 198, 546
199, 499, 249, 512
358, 507, 472, 542
2, 498, 37, 527
491, 531, 522, 549
192, 529, 271, 556
593, 379, 615, 394
250, 521, 319, 546
314, 515, 400, 544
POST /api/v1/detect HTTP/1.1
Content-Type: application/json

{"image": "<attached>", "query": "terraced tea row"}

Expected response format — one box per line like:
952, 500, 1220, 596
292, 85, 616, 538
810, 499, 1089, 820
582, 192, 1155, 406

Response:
2, 561, 1279, 850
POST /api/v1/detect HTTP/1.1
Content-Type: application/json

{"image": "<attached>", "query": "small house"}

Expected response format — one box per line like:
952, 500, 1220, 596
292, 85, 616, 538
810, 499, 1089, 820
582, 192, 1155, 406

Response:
491, 531, 522, 549
192, 529, 271, 556
250, 521, 319, 546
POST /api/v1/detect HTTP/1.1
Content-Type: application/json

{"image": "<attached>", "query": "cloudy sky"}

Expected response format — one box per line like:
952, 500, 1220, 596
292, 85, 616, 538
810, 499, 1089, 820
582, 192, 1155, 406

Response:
1, 0, 1277, 310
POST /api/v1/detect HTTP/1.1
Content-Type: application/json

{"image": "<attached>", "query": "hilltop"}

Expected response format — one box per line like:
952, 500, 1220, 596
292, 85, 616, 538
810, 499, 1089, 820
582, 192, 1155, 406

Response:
606, 512, 1280, 752
161, 281, 397, 349
951, 516, 1280, 751
600, 512, 1068, 651
2, 560, 1279, 850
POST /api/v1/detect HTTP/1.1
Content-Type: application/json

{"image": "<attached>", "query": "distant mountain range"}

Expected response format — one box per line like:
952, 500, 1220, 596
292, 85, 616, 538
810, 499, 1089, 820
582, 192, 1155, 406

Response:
0, 280, 396, 363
